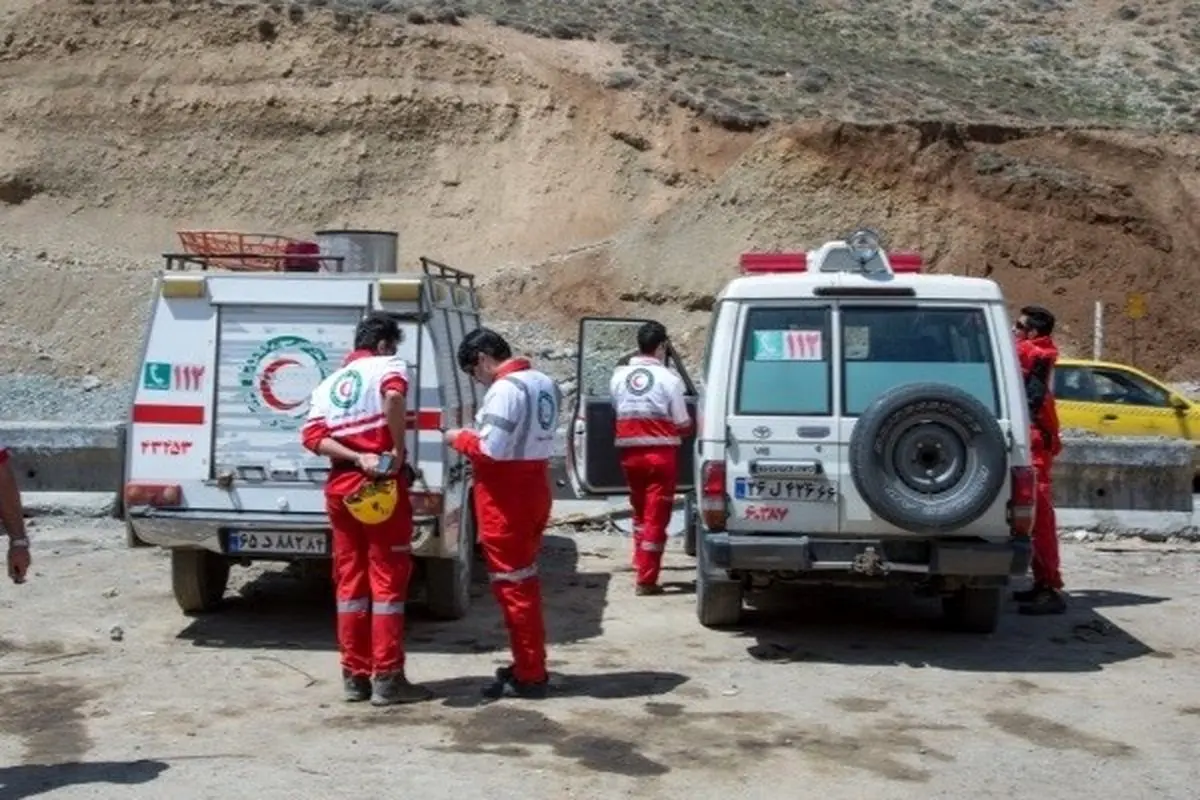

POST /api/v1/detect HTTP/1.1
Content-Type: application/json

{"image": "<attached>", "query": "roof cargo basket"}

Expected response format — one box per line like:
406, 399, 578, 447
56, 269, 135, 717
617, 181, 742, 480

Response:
172, 230, 340, 272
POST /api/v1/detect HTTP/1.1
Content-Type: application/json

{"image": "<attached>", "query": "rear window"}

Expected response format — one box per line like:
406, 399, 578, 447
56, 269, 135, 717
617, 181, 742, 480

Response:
841, 306, 999, 415
736, 306, 832, 416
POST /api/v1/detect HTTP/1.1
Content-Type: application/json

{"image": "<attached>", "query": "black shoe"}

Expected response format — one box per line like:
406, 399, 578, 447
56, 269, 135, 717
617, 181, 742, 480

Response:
1011, 585, 1043, 603
370, 672, 435, 706
343, 671, 371, 703
636, 583, 664, 596
481, 669, 549, 700
1018, 588, 1068, 616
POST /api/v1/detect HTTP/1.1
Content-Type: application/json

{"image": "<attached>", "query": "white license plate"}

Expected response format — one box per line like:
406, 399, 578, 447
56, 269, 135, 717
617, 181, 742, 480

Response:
734, 477, 837, 503
227, 531, 328, 555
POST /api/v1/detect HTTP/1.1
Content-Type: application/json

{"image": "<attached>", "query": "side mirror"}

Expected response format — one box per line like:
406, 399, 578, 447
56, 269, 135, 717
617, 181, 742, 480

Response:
1170, 393, 1190, 411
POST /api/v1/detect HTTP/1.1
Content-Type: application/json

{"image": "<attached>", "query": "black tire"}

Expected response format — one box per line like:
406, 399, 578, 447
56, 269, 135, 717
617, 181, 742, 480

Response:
125, 519, 151, 549
848, 382, 1007, 534
425, 497, 475, 620
942, 586, 1003, 634
683, 493, 697, 557
171, 549, 230, 614
696, 537, 743, 628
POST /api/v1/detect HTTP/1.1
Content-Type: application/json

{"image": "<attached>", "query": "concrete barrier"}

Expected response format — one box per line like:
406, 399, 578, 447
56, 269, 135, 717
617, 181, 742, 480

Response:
1052, 434, 1194, 512
6, 422, 1197, 540
1, 421, 126, 493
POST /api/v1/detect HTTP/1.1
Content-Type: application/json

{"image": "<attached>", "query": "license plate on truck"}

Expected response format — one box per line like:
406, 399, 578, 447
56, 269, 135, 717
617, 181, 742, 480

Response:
226, 531, 329, 556
734, 477, 838, 503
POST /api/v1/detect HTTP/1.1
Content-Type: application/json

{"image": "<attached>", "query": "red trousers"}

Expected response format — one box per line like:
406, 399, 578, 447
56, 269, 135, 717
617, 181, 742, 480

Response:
619, 446, 678, 587
326, 491, 414, 677
1031, 454, 1063, 590
474, 461, 552, 684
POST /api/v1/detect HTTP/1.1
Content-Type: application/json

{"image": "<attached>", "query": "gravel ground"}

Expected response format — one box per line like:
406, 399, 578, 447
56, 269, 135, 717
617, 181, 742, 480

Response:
1, 519, 1199, 798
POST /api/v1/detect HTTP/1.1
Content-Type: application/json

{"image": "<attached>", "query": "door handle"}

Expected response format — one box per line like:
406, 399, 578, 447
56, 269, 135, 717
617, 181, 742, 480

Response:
1101, 414, 1118, 421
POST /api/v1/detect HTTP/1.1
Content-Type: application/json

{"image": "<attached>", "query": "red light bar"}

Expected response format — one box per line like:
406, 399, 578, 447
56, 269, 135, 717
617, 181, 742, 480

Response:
740, 252, 808, 273
888, 251, 923, 272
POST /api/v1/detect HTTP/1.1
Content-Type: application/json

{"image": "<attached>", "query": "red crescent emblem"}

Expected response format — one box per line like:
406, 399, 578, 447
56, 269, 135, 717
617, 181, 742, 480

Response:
259, 358, 303, 411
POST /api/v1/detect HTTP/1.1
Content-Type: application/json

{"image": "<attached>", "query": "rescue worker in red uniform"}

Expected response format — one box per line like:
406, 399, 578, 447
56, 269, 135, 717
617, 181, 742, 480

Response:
0, 442, 31, 584
444, 328, 560, 699
610, 321, 692, 595
301, 313, 434, 705
1013, 305, 1067, 615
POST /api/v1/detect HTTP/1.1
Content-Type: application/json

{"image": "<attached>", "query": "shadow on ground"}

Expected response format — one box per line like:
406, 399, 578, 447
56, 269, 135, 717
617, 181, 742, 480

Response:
733, 583, 1167, 673
174, 534, 609, 654
0, 760, 169, 800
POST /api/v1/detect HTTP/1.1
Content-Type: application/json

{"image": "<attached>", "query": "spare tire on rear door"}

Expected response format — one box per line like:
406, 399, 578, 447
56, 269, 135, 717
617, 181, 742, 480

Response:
848, 382, 1007, 534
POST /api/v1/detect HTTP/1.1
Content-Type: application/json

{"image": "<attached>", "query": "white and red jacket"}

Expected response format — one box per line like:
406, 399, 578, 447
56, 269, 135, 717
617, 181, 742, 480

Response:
449, 358, 559, 479
301, 349, 411, 495
610, 355, 691, 448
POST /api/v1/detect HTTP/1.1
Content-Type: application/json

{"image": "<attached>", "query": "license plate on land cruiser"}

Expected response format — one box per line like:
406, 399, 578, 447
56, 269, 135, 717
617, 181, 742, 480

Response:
226, 531, 329, 556
735, 477, 837, 503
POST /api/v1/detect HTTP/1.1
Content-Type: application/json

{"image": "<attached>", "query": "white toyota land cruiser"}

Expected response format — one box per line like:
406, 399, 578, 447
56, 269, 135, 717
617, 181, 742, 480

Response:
569, 231, 1035, 635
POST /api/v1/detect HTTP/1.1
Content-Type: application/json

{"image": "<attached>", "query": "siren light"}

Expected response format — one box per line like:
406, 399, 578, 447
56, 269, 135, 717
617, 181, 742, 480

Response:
739, 249, 924, 274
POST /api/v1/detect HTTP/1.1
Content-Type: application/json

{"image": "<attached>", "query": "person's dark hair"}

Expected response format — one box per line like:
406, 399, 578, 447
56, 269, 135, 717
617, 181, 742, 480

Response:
636, 321, 669, 355
1020, 305, 1055, 336
354, 312, 401, 351
458, 327, 513, 372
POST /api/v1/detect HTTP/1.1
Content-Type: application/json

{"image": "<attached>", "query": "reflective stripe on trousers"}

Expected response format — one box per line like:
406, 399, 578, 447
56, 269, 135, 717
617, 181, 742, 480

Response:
615, 435, 681, 447
490, 564, 539, 583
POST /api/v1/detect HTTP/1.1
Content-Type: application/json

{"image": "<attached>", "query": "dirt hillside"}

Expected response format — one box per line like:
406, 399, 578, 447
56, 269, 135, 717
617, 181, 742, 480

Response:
1, 0, 1198, 393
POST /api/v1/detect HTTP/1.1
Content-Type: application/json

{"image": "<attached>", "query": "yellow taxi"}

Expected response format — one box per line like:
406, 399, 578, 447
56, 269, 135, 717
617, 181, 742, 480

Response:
1052, 358, 1200, 484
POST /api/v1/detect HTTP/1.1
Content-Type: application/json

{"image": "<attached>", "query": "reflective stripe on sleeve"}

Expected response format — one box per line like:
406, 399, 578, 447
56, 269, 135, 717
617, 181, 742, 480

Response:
615, 435, 682, 447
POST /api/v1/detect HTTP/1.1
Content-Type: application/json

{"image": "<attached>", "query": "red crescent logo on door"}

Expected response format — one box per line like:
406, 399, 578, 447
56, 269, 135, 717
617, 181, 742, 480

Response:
259, 358, 303, 411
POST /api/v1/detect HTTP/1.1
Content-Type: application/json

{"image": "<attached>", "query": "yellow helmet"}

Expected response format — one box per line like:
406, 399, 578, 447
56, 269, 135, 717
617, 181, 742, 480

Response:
343, 478, 399, 526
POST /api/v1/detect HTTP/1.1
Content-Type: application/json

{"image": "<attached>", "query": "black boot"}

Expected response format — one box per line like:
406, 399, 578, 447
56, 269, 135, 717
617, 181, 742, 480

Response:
370, 672, 434, 706
1018, 587, 1067, 616
1012, 584, 1043, 603
482, 665, 549, 700
343, 670, 371, 703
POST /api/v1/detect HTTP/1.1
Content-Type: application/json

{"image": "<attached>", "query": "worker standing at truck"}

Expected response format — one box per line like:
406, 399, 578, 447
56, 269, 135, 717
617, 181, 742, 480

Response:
1013, 305, 1067, 616
610, 321, 692, 595
301, 312, 433, 706
444, 328, 559, 699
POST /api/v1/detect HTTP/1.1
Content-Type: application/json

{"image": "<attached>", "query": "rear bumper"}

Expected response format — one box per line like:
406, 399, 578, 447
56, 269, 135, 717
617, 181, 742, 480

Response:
128, 509, 448, 559
703, 532, 1030, 579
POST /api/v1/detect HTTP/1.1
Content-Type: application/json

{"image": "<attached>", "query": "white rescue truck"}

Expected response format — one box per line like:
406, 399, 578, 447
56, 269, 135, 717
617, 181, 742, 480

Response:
124, 230, 483, 620
569, 230, 1036, 634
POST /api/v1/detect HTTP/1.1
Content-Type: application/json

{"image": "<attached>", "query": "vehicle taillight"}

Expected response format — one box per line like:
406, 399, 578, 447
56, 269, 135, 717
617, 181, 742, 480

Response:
1008, 466, 1035, 536
124, 482, 182, 508
411, 492, 443, 518
700, 461, 727, 532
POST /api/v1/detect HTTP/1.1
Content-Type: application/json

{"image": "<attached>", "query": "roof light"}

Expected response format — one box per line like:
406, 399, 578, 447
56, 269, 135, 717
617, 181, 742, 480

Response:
740, 252, 808, 273
160, 274, 207, 299
848, 228, 882, 264
888, 252, 924, 272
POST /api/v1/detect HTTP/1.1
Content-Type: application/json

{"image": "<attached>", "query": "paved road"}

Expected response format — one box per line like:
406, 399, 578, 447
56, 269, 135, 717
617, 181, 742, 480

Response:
1, 519, 1198, 799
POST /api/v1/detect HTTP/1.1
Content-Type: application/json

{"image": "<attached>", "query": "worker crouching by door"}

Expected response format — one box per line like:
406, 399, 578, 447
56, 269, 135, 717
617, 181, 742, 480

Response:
610, 321, 692, 595
445, 328, 560, 699
301, 313, 433, 706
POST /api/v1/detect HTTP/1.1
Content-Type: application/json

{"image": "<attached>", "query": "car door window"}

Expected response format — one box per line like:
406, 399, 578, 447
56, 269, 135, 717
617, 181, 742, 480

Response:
1088, 368, 1170, 408
1054, 367, 1096, 401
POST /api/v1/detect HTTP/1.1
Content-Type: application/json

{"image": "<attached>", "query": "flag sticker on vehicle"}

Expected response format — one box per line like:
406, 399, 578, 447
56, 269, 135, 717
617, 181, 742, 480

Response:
751, 329, 823, 361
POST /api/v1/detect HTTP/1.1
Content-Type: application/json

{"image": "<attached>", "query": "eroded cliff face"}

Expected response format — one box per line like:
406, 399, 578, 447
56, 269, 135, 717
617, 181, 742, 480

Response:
1, 1, 1198, 383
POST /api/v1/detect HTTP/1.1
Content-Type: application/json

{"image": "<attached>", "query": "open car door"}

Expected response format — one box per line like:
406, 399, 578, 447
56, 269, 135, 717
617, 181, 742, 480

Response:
566, 316, 699, 497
